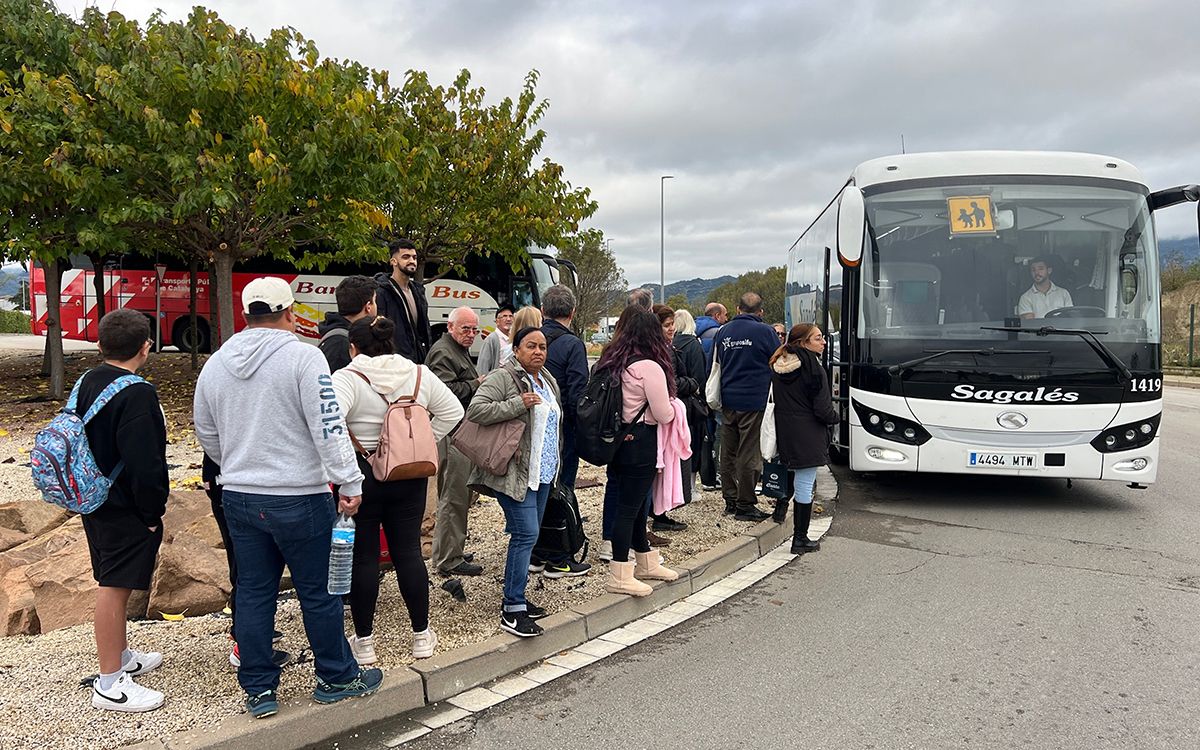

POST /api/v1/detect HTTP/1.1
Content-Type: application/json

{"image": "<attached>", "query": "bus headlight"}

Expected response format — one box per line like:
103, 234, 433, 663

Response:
852, 400, 931, 446
867, 446, 908, 462
1112, 457, 1150, 472
1091, 414, 1160, 453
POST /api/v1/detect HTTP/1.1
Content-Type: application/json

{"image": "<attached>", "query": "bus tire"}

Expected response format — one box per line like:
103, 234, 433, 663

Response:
172, 317, 212, 354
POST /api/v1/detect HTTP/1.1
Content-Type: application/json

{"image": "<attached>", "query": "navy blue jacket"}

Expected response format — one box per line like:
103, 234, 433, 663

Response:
695, 315, 721, 374
713, 314, 778, 412
541, 319, 589, 424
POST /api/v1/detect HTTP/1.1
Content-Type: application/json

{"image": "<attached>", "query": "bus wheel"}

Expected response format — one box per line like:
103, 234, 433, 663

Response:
173, 317, 212, 354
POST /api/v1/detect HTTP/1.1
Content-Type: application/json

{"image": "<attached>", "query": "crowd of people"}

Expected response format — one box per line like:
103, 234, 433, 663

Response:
68, 239, 837, 719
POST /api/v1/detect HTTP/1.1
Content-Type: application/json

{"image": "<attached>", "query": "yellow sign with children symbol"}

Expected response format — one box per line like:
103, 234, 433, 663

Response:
947, 196, 994, 234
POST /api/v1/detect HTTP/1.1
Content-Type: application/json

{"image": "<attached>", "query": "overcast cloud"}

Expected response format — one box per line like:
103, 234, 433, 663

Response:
96, 0, 1200, 285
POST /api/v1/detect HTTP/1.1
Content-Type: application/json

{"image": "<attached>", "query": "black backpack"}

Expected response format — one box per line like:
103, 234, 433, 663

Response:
574, 364, 646, 466
533, 484, 588, 563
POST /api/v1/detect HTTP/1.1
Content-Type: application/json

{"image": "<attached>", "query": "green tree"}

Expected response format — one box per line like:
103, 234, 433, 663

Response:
557, 228, 626, 334
708, 266, 787, 325
382, 69, 596, 280
88, 8, 399, 345
0, 0, 133, 396
665, 292, 690, 312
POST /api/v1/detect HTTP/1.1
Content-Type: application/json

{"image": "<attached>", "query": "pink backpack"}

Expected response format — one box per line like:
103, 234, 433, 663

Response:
347, 368, 439, 481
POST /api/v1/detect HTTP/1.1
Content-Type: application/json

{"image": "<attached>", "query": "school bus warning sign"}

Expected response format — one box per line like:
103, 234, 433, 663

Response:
947, 195, 994, 234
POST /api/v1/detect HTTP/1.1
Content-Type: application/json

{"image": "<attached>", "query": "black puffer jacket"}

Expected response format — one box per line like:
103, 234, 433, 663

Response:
771, 349, 838, 469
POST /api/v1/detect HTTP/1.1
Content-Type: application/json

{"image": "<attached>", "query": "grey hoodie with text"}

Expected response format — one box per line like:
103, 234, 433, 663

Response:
193, 327, 364, 497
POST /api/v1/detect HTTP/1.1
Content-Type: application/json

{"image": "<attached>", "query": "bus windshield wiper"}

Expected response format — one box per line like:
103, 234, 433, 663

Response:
980, 326, 1132, 383
887, 348, 998, 374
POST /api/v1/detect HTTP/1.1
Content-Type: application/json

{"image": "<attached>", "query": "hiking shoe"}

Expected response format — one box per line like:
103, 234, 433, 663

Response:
92, 672, 164, 713
313, 667, 384, 704
348, 634, 377, 666
734, 507, 770, 522
528, 556, 546, 574
499, 611, 543, 638
542, 559, 592, 579
412, 628, 437, 659
525, 601, 548, 620
245, 690, 278, 719
651, 514, 688, 532
272, 629, 284, 643
230, 643, 293, 668
596, 540, 613, 562
441, 561, 483, 577
120, 649, 163, 677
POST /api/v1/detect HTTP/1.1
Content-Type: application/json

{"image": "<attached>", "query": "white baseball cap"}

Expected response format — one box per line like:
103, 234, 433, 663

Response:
241, 277, 295, 315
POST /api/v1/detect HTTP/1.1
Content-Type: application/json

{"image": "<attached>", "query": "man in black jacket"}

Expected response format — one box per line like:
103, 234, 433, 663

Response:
374, 239, 432, 363
317, 275, 376, 373
79, 309, 170, 713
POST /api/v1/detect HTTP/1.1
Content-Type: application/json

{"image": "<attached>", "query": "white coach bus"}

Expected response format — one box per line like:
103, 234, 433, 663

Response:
785, 151, 1198, 486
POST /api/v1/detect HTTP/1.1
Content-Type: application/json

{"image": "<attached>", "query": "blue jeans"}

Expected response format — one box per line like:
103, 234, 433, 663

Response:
496, 484, 551, 613
222, 490, 359, 695
793, 467, 819, 504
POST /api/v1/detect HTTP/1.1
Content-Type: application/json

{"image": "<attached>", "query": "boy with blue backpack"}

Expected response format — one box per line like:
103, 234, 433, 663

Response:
47, 309, 170, 712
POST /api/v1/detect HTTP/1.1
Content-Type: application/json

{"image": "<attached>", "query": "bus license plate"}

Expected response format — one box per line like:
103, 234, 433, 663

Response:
967, 452, 1036, 469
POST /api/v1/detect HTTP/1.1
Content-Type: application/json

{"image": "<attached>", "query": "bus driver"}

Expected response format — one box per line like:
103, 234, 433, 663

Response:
1017, 256, 1073, 319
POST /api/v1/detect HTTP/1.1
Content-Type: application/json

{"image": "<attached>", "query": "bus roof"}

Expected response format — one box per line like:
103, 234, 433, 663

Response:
851, 150, 1146, 189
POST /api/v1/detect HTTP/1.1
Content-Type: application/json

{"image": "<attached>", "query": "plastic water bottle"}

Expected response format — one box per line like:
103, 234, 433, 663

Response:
327, 513, 355, 596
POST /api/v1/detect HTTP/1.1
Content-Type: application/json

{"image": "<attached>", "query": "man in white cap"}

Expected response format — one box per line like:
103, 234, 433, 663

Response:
193, 276, 382, 719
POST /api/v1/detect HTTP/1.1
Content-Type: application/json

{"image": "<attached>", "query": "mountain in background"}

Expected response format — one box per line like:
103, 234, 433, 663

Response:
638, 275, 737, 307
0, 265, 29, 300
1161, 235, 1199, 264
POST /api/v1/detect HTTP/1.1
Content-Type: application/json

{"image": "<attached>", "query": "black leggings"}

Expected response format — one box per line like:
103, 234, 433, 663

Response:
608, 468, 655, 562
348, 457, 430, 636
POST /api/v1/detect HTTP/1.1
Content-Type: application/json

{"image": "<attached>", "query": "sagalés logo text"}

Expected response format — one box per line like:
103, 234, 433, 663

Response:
950, 384, 1080, 404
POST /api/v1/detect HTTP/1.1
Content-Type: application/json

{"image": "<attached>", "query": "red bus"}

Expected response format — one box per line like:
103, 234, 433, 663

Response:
30, 250, 575, 354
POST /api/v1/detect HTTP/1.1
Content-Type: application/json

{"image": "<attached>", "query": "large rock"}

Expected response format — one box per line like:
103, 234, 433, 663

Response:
25, 537, 96, 632
0, 502, 70, 537
161, 491, 214, 544
147, 532, 231, 618
0, 566, 38, 635
0, 527, 31, 553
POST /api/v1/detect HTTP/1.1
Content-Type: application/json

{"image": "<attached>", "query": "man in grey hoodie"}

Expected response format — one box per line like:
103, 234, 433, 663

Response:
193, 277, 382, 719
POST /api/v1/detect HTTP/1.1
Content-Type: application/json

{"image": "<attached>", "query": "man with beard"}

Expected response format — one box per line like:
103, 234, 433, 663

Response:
374, 239, 433, 363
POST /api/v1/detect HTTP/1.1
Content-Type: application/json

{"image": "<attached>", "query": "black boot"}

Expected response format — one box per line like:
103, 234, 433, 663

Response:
790, 501, 820, 555
772, 496, 789, 523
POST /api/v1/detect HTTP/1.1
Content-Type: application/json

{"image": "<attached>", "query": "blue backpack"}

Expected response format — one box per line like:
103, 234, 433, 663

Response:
30, 371, 146, 514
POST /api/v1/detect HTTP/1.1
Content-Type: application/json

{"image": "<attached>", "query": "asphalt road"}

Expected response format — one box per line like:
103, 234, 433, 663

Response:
325, 387, 1200, 750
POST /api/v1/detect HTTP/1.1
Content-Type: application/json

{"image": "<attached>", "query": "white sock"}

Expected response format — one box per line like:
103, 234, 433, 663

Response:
97, 670, 122, 691
120, 648, 133, 665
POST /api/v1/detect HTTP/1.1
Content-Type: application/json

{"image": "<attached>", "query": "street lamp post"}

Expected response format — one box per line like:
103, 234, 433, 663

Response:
660, 175, 674, 304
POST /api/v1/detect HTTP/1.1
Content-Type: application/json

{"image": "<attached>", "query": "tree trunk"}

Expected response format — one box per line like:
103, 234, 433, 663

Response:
41, 331, 51, 377
213, 252, 236, 348
188, 256, 199, 371
43, 258, 66, 400
207, 257, 221, 349
88, 252, 106, 320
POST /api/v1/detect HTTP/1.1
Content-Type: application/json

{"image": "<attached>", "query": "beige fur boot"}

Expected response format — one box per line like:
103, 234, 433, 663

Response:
634, 550, 679, 581
605, 560, 653, 597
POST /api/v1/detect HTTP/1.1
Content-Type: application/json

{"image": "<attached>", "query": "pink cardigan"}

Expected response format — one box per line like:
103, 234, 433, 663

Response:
653, 398, 692, 515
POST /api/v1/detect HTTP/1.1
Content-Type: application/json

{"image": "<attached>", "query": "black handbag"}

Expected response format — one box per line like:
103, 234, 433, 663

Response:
761, 460, 792, 500
699, 429, 717, 486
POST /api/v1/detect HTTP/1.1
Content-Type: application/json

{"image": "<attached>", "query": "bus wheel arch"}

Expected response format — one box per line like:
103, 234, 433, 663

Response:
172, 316, 212, 354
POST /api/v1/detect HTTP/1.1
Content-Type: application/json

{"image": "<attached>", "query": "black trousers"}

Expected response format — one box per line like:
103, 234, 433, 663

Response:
348, 456, 430, 636
607, 423, 658, 563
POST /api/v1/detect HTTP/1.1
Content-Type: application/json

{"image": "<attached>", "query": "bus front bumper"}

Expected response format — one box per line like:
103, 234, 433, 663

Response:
849, 425, 1159, 483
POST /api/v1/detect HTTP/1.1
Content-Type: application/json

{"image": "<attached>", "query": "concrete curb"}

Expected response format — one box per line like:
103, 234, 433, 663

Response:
139, 468, 839, 749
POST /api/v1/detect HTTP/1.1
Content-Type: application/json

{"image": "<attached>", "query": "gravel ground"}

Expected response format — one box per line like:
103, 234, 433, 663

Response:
0, 458, 781, 750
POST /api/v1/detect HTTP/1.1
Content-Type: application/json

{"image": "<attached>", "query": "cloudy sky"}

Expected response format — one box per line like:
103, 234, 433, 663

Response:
94, 0, 1200, 286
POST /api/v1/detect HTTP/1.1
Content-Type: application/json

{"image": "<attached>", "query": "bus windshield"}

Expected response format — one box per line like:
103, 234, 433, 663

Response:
858, 179, 1161, 368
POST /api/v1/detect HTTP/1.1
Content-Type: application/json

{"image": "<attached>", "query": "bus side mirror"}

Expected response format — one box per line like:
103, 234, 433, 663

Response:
837, 186, 865, 265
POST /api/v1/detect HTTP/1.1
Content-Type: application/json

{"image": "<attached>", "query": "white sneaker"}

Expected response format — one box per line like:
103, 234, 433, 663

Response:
348, 634, 377, 666
597, 539, 613, 562
92, 671, 164, 713
120, 649, 163, 677
412, 628, 437, 659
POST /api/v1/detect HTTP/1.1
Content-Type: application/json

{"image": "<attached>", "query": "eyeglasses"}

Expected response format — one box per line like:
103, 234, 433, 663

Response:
457, 326, 480, 333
